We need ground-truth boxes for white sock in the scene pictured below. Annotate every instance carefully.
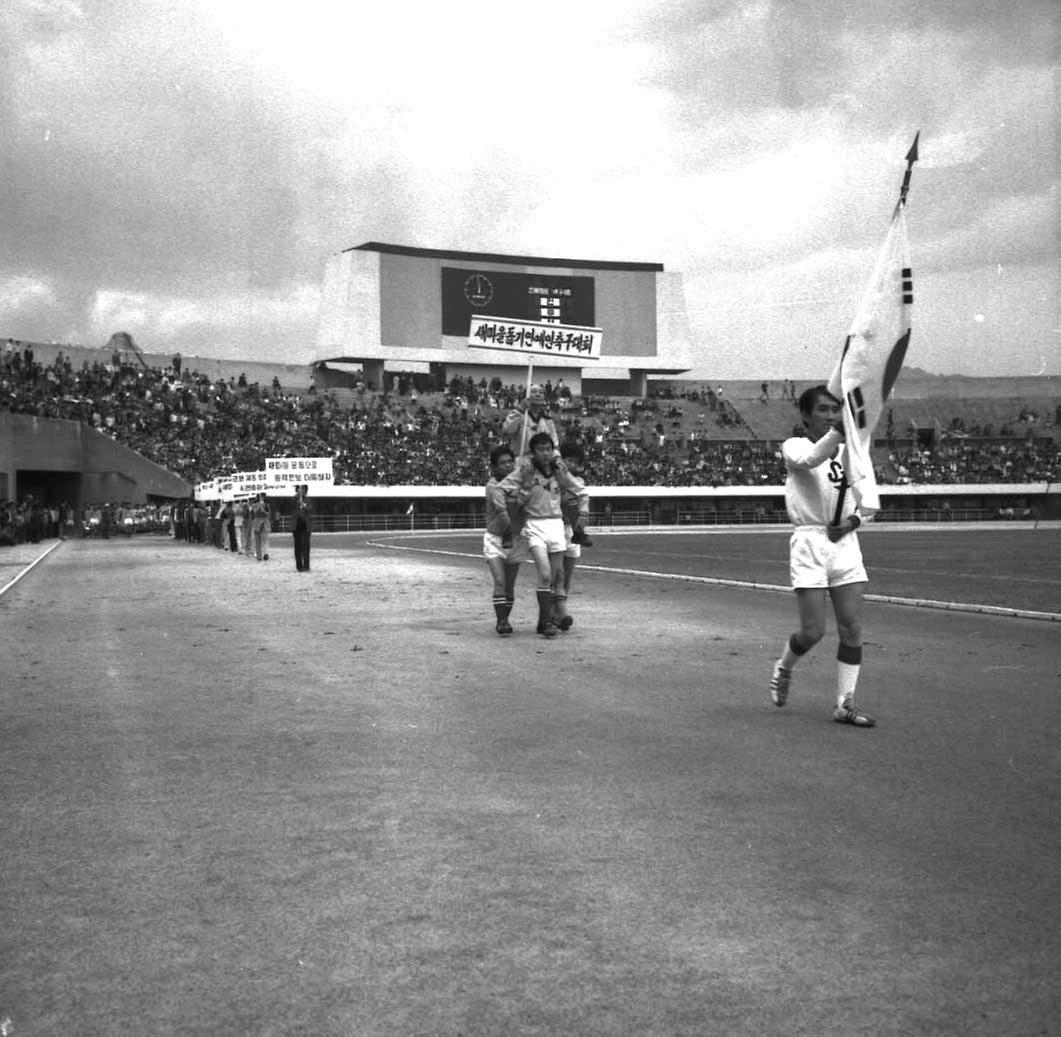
[837,661,860,707]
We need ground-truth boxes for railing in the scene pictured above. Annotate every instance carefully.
[271,505,1005,534]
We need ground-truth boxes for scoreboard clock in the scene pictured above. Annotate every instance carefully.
[442,267,595,335]
[463,273,494,308]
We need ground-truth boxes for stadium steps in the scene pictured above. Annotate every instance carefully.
[882,396,1057,438]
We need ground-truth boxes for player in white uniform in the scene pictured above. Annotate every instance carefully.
[554,439,591,632]
[499,432,584,638]
[483,445,527,636]
[769,385,876,727]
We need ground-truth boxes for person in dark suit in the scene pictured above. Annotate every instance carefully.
[293,484,312,572]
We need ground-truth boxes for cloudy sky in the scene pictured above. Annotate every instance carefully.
[1,0,1056,378]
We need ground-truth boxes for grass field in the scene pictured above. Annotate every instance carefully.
[0,527,1058,1035]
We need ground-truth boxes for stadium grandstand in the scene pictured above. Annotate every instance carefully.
[1,333,1058,545]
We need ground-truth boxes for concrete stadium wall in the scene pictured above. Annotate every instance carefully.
[0,413,192,507]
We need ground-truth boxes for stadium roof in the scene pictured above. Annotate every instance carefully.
[346,241,665,273]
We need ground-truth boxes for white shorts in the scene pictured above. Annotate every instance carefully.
[789,527,867,589]
[562,522,581,560]
[522,516,567,555]
[483,530,528,563]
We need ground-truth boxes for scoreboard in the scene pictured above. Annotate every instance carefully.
[316,242,691,386]
[440,267,595,336]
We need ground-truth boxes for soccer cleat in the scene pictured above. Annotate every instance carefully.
[770,661,792,707]
[496,620,513,636]
[539,621,559,638]
[833,701,876,727]
[558,615,574,632]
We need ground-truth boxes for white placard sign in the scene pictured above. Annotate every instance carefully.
[468,316,602,360]
[230,471,270,499]
[194,479,217,501]
[264,457,335,489]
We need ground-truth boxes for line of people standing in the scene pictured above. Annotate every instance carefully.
[172,493,272,560]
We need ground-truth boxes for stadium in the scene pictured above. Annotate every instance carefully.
[2,234,1058,529]
[2,252,1059,1035]
[6,0,1060,1024]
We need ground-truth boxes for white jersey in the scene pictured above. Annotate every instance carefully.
[782,428,863,527]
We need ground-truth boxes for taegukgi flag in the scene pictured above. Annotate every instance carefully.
[827,138,917,516]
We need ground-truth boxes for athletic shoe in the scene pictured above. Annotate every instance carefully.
[558,615,574,632]
[832,701,876,728]
[539,621,559,638]
[263,553,269,561]
[770,661,792,707]
[496,620,513,636]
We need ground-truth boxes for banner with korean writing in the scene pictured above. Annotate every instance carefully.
[230,470,270,499]
[194,479,217,501]
[468,316,602,360]
[264,457,335,490]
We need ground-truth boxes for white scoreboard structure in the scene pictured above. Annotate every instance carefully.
[315,242,695,395]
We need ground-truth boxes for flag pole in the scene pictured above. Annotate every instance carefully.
[894,131,919,216]
[519,359,535,457]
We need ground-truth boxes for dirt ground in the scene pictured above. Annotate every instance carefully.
[1,533,1058,1036]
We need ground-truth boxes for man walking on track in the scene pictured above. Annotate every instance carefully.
[769,384,876,727]
[293,484,312,572]
[251,493,271,562]
[482,445,525,636]
[500,432,584,638]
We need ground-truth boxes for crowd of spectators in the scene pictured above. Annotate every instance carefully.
[2,340,1057,493]
[883,437,1057,484]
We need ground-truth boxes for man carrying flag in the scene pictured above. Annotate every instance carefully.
[768,134,918,729]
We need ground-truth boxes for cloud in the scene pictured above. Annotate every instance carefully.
[88,281,320,343]
[0,0,1056,377]
[0,275,57,316]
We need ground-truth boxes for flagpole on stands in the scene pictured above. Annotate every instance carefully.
[519,359,535,457]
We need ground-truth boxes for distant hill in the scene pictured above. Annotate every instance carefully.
[651,373,1061,402]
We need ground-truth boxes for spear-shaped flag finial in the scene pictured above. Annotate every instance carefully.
[897,131,920,210]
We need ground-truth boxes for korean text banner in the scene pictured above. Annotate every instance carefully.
[264,457,335,489]
[468,316,602,360]
[230,471,270,498]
